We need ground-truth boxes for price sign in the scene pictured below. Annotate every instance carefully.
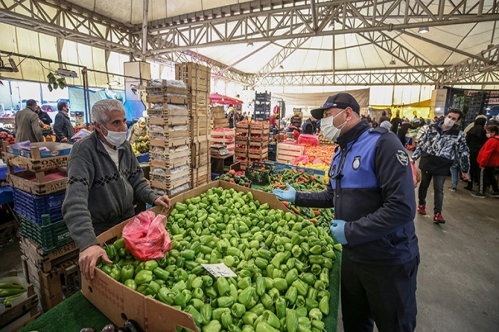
[201,263,237,278]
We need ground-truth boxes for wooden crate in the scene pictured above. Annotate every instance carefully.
[150,153,191,169]
[175,63,211,92]
[151,174,191,191]
[189,90,209,112]
[2,152,68,172]
[147,107,190,117]
[277,143,305,160]
[0,272,40,331]
[20,237,78,273]
[148,116,190,127]
[213,118,229,129]
[22,258,80,313]
[166,95,188,105]
[146,80,188,95]
[211,106,226,118]
[248,148,269,159]
[191,140,210,168]
[250,122,270,131]
[191,115,210,137]
[149,136,190,149]
[249,140,269,147]
[149,129,191,143]
[191,164,211,188]
[150,167,190,184]
[7,171,67,195]
[210,129,235,145]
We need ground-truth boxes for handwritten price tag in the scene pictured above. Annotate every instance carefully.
[201,263,237,278]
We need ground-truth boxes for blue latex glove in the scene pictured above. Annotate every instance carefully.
[272,183,296,203]
[330,219,348,245]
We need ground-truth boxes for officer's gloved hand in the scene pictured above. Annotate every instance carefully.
[330,220,348,245]
[272,183,296,203]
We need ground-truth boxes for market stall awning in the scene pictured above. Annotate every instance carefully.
[210,93,243,105]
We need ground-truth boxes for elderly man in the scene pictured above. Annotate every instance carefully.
[14,99,43,142]
[273,93,419,332]
[62,99,171,281]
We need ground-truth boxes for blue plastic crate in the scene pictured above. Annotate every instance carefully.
[13,188,65,225]
[137,153,150,163]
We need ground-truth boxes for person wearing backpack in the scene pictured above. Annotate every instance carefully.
[471,124,499,198]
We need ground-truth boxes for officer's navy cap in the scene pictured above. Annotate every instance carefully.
[311,93,360,119]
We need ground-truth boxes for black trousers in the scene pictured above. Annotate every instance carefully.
[478,167,499,194]
[341,252,420,332]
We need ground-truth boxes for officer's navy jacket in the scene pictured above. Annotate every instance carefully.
[295,120,419,265]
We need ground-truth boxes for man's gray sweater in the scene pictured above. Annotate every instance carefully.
[62,131,159,252]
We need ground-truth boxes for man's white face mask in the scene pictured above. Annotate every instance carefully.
[321,109,347,142]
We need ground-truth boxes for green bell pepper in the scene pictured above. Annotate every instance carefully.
[146,280,161,296]
[286,308,298,332]
[135,270,153,285]
[319,296,329,315]
[105,244,117,260]
[263,310,281,329]
[124,279,137,290]
[275,297,287,319]
[144,260,159,271]
[232,303,247,318]
[120,264,134,283]
[109,266,121,281]
[152,267,170,281]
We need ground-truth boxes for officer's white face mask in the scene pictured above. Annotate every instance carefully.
[321,109,347,142]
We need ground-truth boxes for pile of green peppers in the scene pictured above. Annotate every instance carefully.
[98,187,341,332]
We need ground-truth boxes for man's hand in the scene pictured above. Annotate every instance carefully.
[462,173,470,181]
[79,245,112,281]
[154,195,171,210]
[61,137,68,143]
[330,219,348,245]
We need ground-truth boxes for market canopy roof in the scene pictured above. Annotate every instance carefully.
[210,93,243,105]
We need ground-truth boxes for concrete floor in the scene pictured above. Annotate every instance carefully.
[1,179,499,331]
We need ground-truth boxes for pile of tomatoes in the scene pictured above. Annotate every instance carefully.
[0,132,15,145]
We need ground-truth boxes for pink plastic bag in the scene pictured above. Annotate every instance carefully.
[122,210,172,261]
[298,134,319,147]
[411,163,420,188]
[292,155,309,165]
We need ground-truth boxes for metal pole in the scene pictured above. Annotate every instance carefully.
[142,0,149,55]
[82,67,89,124]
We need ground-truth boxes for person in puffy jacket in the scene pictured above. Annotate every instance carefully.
[471,124,499,198]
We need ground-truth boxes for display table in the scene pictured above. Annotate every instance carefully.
[20,252,341,332]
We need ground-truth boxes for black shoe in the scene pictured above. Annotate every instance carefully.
[471,192,485,198]
[489,192,499,198]
[464,184,473,191]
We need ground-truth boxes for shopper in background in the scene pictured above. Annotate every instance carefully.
[128,117,147,144]
[54,101,74,143]
[301,115,317,135]
[471,124,499,198]
[411,109,470,224]
[273,93,419,332]
[464,114,487,135]
[14,99,43,143]
[380,120,392,131]
[290,112,302,129]
[397,119,413,147]
[35,106,52,125]
[62,99,171,281]
[379,110,390,123]
[464,117,487,191]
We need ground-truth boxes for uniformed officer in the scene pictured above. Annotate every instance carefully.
[273,93,420,332]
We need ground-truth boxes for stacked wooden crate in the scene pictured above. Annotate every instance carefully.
[211,106,228,129]
[176,62,212,188]
[234,122,250,170]
[1,142,80,312]
[248,122,269,163]
[146,80,192,197]
[276,142,306,164]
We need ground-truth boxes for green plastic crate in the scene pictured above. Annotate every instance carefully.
[19,215,73,253]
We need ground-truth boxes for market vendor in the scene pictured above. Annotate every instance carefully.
[128,117,147,144]
[62,99,171,281]
[272,93,419,332]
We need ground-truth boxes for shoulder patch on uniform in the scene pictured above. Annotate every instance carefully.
[352,156,361,170]
[396,149,409,166]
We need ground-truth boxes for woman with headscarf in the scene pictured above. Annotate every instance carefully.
[128,117,147,144]
[464,117,487,191]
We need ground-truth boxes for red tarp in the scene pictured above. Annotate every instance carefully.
[210,93,243,105]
